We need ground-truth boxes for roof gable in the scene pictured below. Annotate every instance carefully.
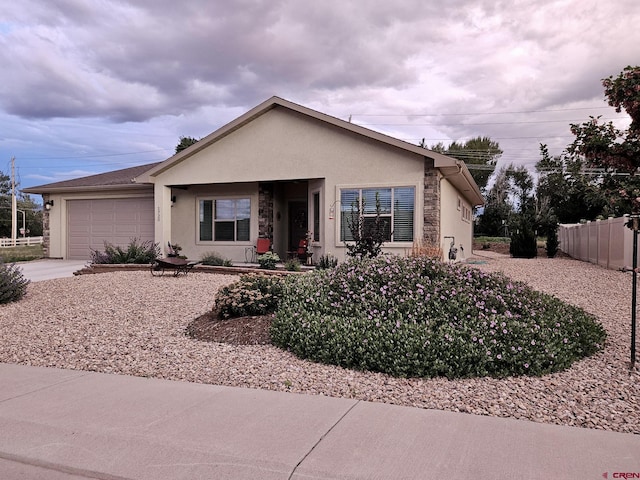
[135,97,483,206]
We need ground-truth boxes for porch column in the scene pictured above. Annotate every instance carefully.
[258,182,274,239]
[423,158,440,245]
[155,185,173,257]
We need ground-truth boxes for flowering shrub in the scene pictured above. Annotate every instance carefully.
[270,256,607,379]
[258,252,280,270]
[215,274,285,318]
[0,262,30,304]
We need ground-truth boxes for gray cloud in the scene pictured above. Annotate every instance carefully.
[0,0,638,184]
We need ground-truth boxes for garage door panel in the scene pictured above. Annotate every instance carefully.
[67,198,154,260]
[139,225,154,236]
[91,213,116,222]
[114,211,139,221]
[115,225,140,235]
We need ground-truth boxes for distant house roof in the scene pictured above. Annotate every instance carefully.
[23,162,161,194]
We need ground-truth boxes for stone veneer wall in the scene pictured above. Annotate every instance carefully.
[42,195,51,258]
[258,182,274,238]
[423,158,440,245]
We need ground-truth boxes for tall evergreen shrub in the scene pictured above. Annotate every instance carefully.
[509,215,537,258]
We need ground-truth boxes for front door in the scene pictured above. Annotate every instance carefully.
[288,201,308,252]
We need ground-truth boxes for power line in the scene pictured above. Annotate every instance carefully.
[356,116,626,127]
[350,105,615,117]
[16,148,170,161]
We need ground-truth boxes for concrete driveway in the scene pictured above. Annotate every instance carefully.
[15,259,88,282]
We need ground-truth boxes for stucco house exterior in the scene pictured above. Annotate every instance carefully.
[25,96,484,262]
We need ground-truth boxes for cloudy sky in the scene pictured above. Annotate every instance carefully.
[0,0,637,191]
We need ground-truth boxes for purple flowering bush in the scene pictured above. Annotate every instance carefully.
[270,256,606,378]
[215,274,285,318]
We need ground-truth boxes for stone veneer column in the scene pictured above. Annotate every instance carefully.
[258,182,274,238]
[423,158,440,245]
[42,195,51,258]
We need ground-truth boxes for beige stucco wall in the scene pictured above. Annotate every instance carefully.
[169,183,259,261]
[439,178,474,261]
[151,107,426,263]
[44,188,153,258]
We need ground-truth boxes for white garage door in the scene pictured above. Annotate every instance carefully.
[67,198,155,260]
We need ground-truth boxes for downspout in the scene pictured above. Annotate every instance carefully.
[439,162,463,262]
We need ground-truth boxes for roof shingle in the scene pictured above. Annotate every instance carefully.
[23,162,160,193]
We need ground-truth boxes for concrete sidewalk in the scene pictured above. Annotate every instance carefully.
[1,364,639,479]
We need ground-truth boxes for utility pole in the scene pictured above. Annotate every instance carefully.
[11,157,17,247]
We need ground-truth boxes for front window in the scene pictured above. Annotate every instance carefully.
[340,186,415,242]
[199,198,250,242]
[313,192,320,242]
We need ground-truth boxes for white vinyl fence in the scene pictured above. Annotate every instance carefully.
[558,217,638,270]
[0,236,44,248]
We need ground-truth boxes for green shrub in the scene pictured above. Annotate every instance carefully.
[215,274,285,318]
[201,251,233,267]
[546,226,559,258]
[258,251,280,270]
[316,253,338,270]
[0,262,30,304]
[90,238,160,264]
[284,258,302,272]
[509,216,537,258]
[270,256,606,379]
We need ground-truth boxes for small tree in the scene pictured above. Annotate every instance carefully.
[508,166,538,258]
[545,224,559,258]
[509,214,537,258]
[345,192,389,259]
[476,167,512,236]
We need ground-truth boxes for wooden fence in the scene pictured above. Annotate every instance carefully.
[0,236,44,248]
[558,217,636,270]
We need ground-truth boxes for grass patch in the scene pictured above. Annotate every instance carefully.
[474,236,510,244]
[270,256,606,379]
[0,244,44,262]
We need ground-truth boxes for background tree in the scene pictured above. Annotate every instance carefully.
[0,172,43,238]
[567,65,640,215]
[429,136,502,193]
[507,166,537,258]
[19,195,43,237]
[0,171,11,237]
[535,144,606,224]
[475,167,512,236]
[175,136,200,154]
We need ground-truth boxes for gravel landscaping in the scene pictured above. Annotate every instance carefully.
[1,254,638,434]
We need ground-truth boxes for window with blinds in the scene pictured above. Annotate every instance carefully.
[339,186,415,242]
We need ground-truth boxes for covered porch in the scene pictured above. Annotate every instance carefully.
[159,178,325,265]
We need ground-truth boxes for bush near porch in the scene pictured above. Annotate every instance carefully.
[269,256,606,379]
